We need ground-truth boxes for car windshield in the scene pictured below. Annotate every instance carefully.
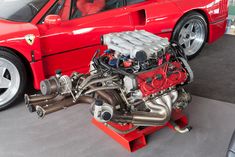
[0,0,49,22]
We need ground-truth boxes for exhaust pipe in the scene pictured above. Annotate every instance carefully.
[25,94,56,112]
[35,97,75,118]
[113,109,170,127]
[35,96,95,118]
[129,92,176,126]
[170,121,192,134]
[26,86,119,118]
[26,86,182,128]
[112,92,177,126]
[25,94,55,105]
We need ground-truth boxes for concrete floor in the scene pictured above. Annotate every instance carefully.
[0,96,234,157]
[186,35,235,104]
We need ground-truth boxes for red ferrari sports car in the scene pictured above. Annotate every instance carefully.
[0,0,228,110]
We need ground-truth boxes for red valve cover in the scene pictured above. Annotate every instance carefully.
[136,61,188,97]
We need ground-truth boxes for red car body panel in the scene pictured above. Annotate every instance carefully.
[0,0,228,90]
[0,19,45,88]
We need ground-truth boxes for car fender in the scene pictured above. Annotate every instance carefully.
[0,21,45,89]
[172,0,228,43]
[172,0,228,23]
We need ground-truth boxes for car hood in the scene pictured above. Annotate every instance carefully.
[0,19,39,43]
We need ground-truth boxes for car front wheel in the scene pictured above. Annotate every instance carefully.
[172,12,208,59]
[0,49,27,110]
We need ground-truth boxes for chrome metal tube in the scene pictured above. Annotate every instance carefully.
[24,94,55,105]
[35,96,95,118]
[114,108,170,126]
[161,94,172,112]
[84,86,120,95]
[27,101,50,113]
[79,75,118,91]
[170,90,178,104]
[112,92,176,126]
[131,111,169,126]
[78,73,99,89]
[170,121,192,134]
[75,75,119,100]
[113,100,171,126]
[25,94,61,113]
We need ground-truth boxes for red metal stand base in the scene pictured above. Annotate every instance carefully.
[92,110,188,152]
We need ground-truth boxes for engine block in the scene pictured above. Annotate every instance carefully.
[25,30,193,136]
[136,61,188,97]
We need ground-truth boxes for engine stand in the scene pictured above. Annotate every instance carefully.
[92,110,188,152]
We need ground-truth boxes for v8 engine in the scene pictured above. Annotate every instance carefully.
[25,30,193,134]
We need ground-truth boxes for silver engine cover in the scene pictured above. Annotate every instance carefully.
[102,30,169,59]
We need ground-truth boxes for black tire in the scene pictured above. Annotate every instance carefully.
[172,12,208,60]
[0,49,27,110]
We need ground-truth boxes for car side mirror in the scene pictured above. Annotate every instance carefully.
[44,15,62,28]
